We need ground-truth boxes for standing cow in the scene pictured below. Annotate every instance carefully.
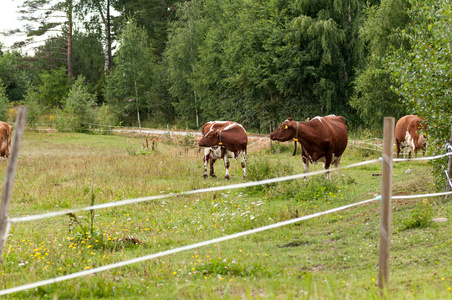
[395,115,427,159]
[198,121,247,180]
[0,121,12,158]
[269,115,348,179]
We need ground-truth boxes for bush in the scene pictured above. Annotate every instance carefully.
[246,155,294,193]
[0,79,10,122]
[37,67,70,108]
[401,199,435,230]
[63,76,97,132]
[23,83,41,130]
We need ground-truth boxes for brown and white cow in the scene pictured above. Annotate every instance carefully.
[395,115,427,159]
[198,121,248,180]
[270,115,348,179]
[0,121,12,158]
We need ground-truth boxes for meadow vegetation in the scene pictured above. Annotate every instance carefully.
[0,130,451,299]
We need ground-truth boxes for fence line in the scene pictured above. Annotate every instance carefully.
[8,151,452,225]
[3,185,452,296]
[393,152,451,162]
[7,158,380,224]
[2,135,451,296]
[8,159,379,223]
[0,196,380,296]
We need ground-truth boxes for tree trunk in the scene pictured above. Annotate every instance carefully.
[134,80,142,136]
[67,0,73,81]
[105,0,112,71]
[95,0,112,72]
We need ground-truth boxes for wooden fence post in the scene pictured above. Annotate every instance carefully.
[378,117,394,295]
[446,126,452,199]
[0,106,27,263]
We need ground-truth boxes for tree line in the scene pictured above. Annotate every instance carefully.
[0,0,451,173]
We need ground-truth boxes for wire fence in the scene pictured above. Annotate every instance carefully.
[1,119,452,296]
[1,150,451,296]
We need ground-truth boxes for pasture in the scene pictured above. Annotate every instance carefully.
[1,130,451,299]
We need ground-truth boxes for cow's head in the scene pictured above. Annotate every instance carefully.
[269,118,297,142]
[198,129,220,147]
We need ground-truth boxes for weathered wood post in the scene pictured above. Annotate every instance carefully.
[378,117,394,295]
[0,106,27,262]
[446,126,452,199]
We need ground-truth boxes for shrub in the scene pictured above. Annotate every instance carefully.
[37,67,70,108]
[0,79,9,122]
[23,82,41,130]
[246,155,293,193]
[401,199,435,230]
[95,103,118,134]
[63,76,97,132]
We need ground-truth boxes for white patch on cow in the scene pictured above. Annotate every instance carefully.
[223,123,236,131]
[312,116,323,123]
[304,153,341,179]
[206,147,221,160]
[404,130,415,150]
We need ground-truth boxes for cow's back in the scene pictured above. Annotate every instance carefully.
[201,121,235,135]
[395,115,424,142]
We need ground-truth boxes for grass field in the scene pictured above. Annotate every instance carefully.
[0,130,451,299]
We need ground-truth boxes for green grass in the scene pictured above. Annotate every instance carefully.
[0,131,451,299]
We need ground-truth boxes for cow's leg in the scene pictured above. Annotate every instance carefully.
[395,140,401,158]
[224,156,231,180]
[209,156,217,178]
[302,155,309,182]
[203,153,209,179]
[324,154,333,179]
[240,152,247,179]
[334,156,342,175]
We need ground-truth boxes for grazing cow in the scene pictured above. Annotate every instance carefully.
[395,115,427,159]
[269,115,348,179]
[0,121,12,158]
[198,121,248,180]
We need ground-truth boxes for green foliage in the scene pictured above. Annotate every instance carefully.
[62,75,97,132]
[400,199,435,230]
[95,103,118,133]
[166,0,369,129]
[245,154,294,194]
[247,154,294,182]
[351,0,411,128]
[0,51,29,102]
[104,20,156,126]
[295,176,341,202]
[23,82,41,130]
[37,67,70,108]
[0,79,10,121]
[387,0,452,187]
[72,30,105,100]
[268,142,295,155]
[197,257,270,278]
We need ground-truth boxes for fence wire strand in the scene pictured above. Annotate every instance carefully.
[2,147,452,296]
[0,196,379,296]
[8,159,380,224]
